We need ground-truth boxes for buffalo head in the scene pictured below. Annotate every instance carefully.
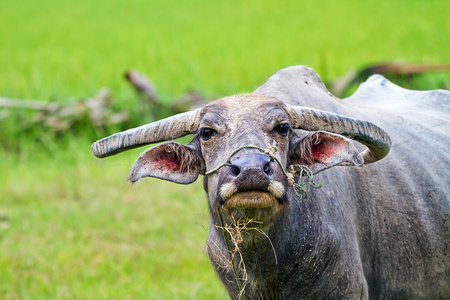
[92,94,389,223]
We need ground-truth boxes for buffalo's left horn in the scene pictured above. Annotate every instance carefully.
[285,105,391,164]
[91,109,202,158]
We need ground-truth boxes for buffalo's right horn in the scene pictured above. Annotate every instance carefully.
[285,105,391,164]
[91,109,202,158]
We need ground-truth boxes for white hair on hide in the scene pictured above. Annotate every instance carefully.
[268,180,285,199]
[220,182,238,200]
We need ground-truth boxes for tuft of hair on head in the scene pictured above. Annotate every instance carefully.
[220,182,238,200]
[268,180,285,199]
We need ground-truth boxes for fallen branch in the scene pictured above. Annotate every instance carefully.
[0,88,129,132]
[0,97,59,111]
[330,63,450,96]
[125,70,158,104]
[125,69,206,115]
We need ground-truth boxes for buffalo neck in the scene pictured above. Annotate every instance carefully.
[207,189,342,298]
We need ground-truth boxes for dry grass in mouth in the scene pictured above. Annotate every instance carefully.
[208,212,278,299]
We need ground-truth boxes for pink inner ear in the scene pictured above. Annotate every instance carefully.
[130,142,203,184]
[290,132,363,174]
[153,152,183,172]
[311,141,342,163]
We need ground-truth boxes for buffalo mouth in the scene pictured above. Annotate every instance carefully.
[219,180,285,209]
[224,191,279,209]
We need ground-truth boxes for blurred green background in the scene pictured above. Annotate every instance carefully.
[1,0,449,299]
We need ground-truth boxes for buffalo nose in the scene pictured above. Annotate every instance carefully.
[228,153,274,189]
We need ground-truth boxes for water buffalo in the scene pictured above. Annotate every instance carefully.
[91,66,449,299]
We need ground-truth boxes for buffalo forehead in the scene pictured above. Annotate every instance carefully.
[202,94,287,124]
[199,95,290,167]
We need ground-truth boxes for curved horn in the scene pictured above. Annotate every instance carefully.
[285,105,391,164]
[91,109,202,158]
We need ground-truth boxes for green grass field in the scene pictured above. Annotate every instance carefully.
[1,0,449,299]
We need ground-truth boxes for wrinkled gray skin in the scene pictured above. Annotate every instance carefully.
[92,66,449,299]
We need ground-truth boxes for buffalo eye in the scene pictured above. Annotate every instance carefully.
[273,124,290,136]
[199,128,217,141]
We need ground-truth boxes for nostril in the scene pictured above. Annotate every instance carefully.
[263,162,272,175]
[229,165,240,177]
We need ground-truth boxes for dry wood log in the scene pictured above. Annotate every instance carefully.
[125,70,158,104]
[0,88,129,132]
[124,70,206,116]
[330,63,450,96]
[0,97,59,111]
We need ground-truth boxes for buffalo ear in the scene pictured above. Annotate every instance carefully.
[289,131,363,174]
[129,142,204,184]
